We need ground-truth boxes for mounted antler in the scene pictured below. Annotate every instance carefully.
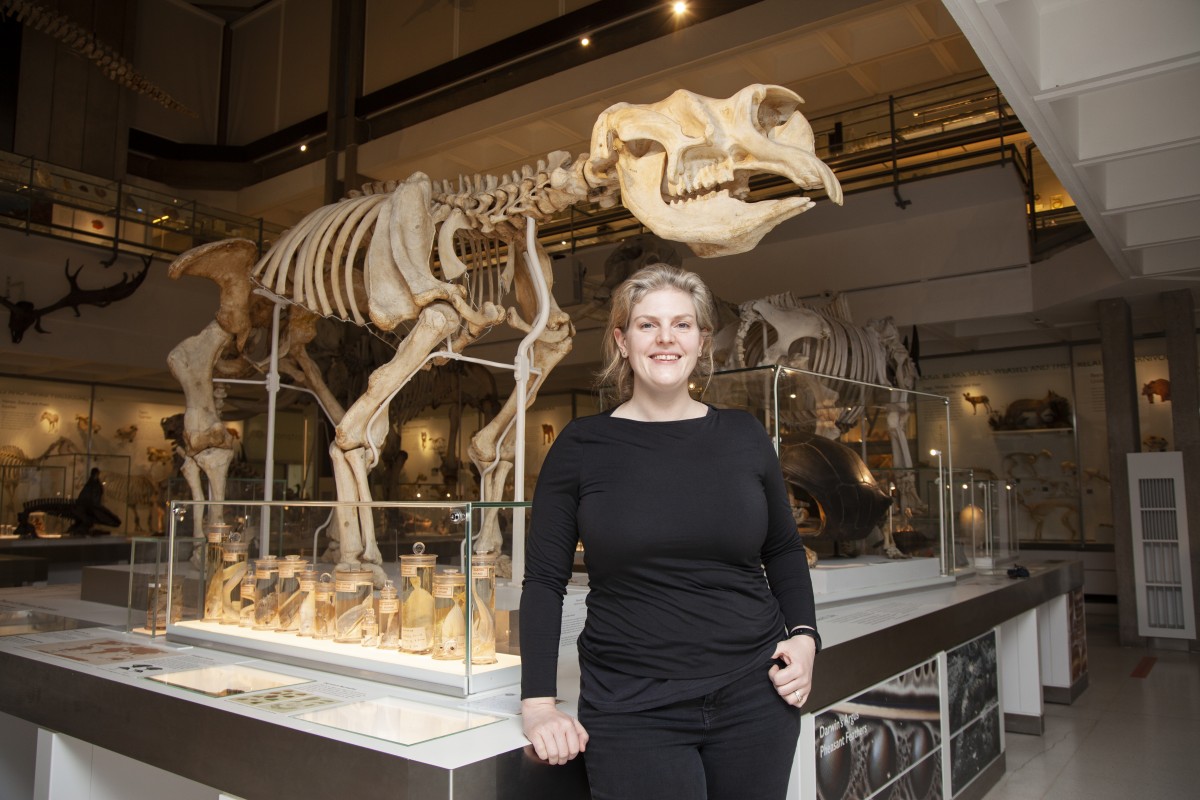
[1,255,151,343]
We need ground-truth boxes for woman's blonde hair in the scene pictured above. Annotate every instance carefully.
[596,263,717,406]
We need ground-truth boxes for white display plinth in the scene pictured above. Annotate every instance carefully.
[167,620,520,697]
[809,556,951,603]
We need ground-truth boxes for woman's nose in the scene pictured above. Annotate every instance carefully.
[657,326,674,343]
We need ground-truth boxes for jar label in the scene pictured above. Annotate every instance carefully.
[379,598,399,613]
[401,628,429,650]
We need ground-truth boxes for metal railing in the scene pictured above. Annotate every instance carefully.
[0,76,1081,266]
[0,151,287,262]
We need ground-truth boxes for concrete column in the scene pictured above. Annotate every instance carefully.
[1097,297,1144,646]
[1160,290,1200,650]
[323,0,365,203]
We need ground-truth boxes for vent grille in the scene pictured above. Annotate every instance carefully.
[1127,453,1194,638]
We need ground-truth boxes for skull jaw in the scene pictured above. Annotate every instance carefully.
[618,152,815,258]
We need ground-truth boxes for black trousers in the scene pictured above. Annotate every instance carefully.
[578,667,801,800]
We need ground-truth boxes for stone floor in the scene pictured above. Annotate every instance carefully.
[982,620,1199,800]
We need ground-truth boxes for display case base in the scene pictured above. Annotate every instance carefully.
[810,555,951,602]
[1043,673,1088,705]
[167,620,519,698]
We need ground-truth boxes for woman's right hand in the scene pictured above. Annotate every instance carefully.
[521,697,589,765]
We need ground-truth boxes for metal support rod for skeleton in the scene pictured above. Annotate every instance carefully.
[259,300,283,555]
[511,220,551,586]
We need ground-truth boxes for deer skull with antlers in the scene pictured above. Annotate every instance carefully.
[1,256,151,343]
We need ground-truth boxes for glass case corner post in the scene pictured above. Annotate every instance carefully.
[929,448,948,575]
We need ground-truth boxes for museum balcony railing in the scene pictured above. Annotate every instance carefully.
[0,151,288,262]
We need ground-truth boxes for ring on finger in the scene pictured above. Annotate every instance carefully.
[793,690,802,703]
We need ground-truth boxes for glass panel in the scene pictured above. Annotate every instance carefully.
[707,365,955,599]
[165,499,527,697]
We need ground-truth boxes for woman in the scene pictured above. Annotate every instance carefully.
[520,264,819,799]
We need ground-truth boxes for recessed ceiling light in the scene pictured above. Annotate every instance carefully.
[673,2,687,14]
[300,144,307,152]
[581,36,590,46]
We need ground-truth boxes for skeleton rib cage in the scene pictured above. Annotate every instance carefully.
[251,153,587,337]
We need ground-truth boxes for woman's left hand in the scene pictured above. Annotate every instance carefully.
[769,635,817,708]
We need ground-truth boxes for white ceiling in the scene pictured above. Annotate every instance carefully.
[6,0,1197,393]
[239,0,1200,350]
[941,0,1200,283]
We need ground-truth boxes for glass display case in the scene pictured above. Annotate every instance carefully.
[0,463,68,537]
[39,452,132,535]
[706,365,958,600]
[164,499,526,697]
[126,534,203,637]
[958,475,1020,571]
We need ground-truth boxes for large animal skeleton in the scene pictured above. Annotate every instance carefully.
[1,0,195,116]
[168,84,842,583]
[723,292,922,556]
[0,438,77,525]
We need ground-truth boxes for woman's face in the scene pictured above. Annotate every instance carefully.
[614,287,703,399]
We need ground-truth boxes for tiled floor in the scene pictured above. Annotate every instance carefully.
[983,621,1200,799]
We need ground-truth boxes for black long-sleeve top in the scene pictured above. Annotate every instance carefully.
[520,405,816,712]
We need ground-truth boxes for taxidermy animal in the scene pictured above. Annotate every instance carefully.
[962,393,991,415]
[115,425,138,443]
[39,411,59,432]
[988,391,1071,431]
[1142,379,1170,404]
[167,84,843,584]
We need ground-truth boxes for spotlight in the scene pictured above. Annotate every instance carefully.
[300,143,307,152]
[581,36,590,46]
[672,1,687,13]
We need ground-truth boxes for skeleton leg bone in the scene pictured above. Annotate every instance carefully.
[329,302,462,585]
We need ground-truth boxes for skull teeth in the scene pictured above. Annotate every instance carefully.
[669,188,731,206]
[665,163,740,202]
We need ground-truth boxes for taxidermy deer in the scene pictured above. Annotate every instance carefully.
[1,257,151,343]
[168,84,843,583]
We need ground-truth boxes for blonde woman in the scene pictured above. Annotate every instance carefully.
[520,264,819,799]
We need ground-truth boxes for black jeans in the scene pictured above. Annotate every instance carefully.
[578,667,801,800]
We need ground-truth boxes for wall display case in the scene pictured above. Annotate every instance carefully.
[40,451,133,534]
[0,462,67,537]
[164,499,527,697]
[706,365,959,600]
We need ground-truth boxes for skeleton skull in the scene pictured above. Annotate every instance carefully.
[588,84,842,257]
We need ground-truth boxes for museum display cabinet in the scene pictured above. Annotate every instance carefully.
[163,498,529,697]
[958,474,1020,571]
[125,534,202,637]
[1,555,1086,800]
[40,451,133,534]
[0,461,67,537]
[707,365,964,600]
